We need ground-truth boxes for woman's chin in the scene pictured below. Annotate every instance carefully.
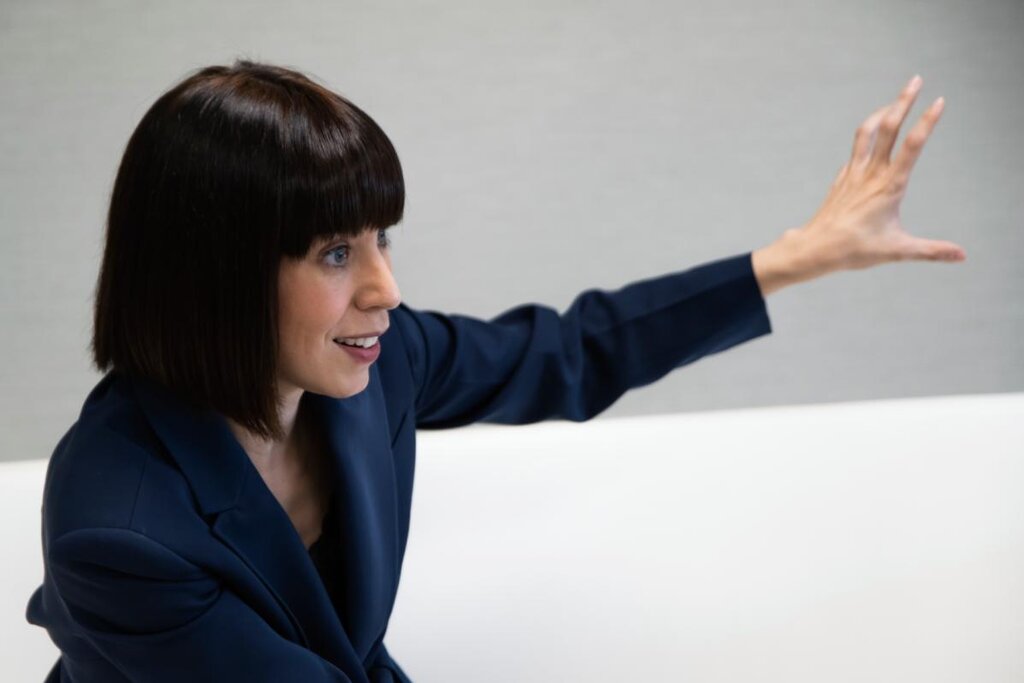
[323,373,371,400]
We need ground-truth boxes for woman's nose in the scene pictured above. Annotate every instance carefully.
[357,251,401,311]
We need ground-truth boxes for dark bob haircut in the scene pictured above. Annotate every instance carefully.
[92,60,405,440]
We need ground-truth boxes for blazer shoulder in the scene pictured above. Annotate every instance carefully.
[42,374,201,547]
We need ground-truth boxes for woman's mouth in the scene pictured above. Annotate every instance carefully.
[333,337,380,363]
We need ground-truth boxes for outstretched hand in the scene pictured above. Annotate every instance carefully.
[753,75,966,296]
[804,74,966,270]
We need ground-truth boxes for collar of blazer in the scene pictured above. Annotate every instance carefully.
[126,368,401,669]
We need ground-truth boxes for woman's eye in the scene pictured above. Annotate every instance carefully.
[325,245,349,267]
[323,231,388,268]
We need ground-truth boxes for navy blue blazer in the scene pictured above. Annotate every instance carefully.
[26,252,771,682]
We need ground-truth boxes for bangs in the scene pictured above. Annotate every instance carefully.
[274,87,405,257]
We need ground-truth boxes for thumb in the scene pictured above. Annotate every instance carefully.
[898,235,967,262]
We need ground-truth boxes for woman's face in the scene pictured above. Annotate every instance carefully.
[276,227,401,401]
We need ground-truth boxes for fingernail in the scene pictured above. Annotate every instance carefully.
[910,74,922,87]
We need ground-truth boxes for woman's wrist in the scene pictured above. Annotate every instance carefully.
[751,225,842,297]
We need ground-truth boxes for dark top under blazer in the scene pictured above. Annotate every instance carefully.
[26,252,772,682]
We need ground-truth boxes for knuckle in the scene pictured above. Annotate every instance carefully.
[868,176,892,195]
[888,243,911,262]
[888,175,907,193]
[905,131,927,149]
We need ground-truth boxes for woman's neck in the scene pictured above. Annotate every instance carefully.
[226,387,304,468]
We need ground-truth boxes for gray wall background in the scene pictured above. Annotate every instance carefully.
[1,0,1021,464]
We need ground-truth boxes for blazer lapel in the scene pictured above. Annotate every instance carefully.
[128,373,378,677]
[305,364,401,659]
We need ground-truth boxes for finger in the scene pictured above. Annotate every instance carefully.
[869,75,924,168]
[898,235,966,262]
[850,104,891,167]
[890,97,946,190]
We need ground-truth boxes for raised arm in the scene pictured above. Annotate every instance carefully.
[393,251,771,429]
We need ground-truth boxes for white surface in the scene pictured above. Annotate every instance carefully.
[5,393,1023,682]
[388,393,1024,682]
[2,459,57,681]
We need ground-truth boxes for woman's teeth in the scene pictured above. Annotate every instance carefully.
[335,336,379,348]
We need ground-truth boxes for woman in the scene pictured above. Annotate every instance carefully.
[24,61,964,682]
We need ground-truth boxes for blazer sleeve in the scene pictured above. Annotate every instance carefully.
[47,527,354,683]
[392,251,772,429]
